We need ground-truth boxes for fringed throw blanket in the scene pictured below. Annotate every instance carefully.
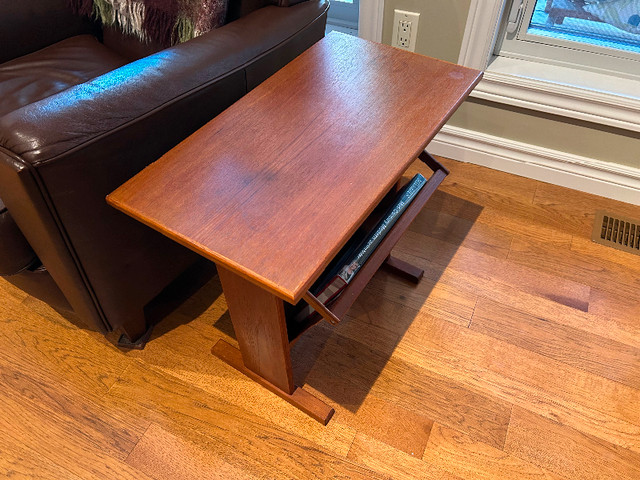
[67,0,228,46]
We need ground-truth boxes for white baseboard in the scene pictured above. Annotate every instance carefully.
[429,125,640,206]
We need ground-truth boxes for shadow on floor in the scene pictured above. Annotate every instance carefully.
[286,188,484,412]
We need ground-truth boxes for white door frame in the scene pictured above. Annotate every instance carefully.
[358,0,385,42]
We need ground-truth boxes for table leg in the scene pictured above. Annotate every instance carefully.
[212,266,335,424]
[383,255,424,283]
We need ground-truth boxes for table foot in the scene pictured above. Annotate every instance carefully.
[117,322,154,350]
[212,340,335,425]
[383,255,424,283]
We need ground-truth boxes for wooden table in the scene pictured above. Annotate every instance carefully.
[107,32,481,424]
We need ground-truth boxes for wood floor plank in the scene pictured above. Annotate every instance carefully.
[0,349,147,459]
[371,360,512,450]
[508,237,640,298]
[123,314,357,458]
[347,432,462,480]
[436,156,539,205]
[292,327,512,449]
[0,433,85,480]
[347,395,434,457]
[532,182,640,239]
[588,288,640,341]
[413,155,569,254]
[396,249,638,347]
[413,159,587,247]
[126,422,260,480]
[391,319,640,455]
[403,310,640,429]
[0,295,131,395]
[0,386,153,480]
[470,298,640,389]
[344,286,432,337]
[396,231,591,312]
[570,236,640,273]
[364,268,477,327]
[505,407,640,480]
[422,423,563,480]
[107,359,385,480]
[433,182,577,244]
[420,189,488,223]
[408,207,514,260]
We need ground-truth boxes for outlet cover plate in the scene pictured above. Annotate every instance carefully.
[392,9,420,52]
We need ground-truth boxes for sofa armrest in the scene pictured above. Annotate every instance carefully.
[1,1,328,164]
[0,0,328,333]
[0,0,98,64]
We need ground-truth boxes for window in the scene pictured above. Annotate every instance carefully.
[327,0,360,31]
[496,0,640,77]
[458,0,640,132]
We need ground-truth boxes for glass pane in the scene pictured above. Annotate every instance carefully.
[526,0,640,54]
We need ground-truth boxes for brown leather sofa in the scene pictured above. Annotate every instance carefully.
[0,0,329,346]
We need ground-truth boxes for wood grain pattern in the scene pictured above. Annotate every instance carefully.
[216,265,293,393]
[408,207,514,260]
[347,432,463,480]
[121,311,357,457]
[211,339,335,424]
[126,423,260,480]
[0,386,154,480]
[362,270,478,327]
[107,33,481,303]
[423,423,563,480]
[291,327,512,449]
[396,231,592,311]
[570,235,640,273]
[504,407,640,480]
[403,308,640,428]
[398,248,638,347]
[3,156,640,479]
[0,433,84,480]
[588,288,640,344]
[394,322,640,456]
[431,189,574,243]
[470,297,640,389]
[508,236,640,298]
[0,350,145,459]
[106,360,386,480]
[532,181,640,236]
[0,295,131,395]
[348,395,434,457]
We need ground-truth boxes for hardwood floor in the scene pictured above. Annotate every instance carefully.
[2,157,639,479]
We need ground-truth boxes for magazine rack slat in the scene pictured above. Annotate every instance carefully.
[323,152,447,321]
[289,151,448,344]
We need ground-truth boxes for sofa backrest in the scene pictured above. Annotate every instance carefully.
[0,0,98,64]
[94,0,283,62]
[226,0,271,22]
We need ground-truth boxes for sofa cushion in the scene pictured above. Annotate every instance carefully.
[0,34,127,117]
[0,197,39,276]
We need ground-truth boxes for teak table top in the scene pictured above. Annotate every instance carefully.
[108,33,482,303]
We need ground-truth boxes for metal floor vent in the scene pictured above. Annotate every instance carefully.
[592,210,640,255]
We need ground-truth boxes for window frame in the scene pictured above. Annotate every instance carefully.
[459,0,640,133]
[327,0,360,30]
[498,0,640,77]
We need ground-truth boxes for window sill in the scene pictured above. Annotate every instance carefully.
[473,56,640,132]
[458,0,640,133]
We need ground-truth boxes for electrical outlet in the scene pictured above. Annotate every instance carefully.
[392,9,420,52]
